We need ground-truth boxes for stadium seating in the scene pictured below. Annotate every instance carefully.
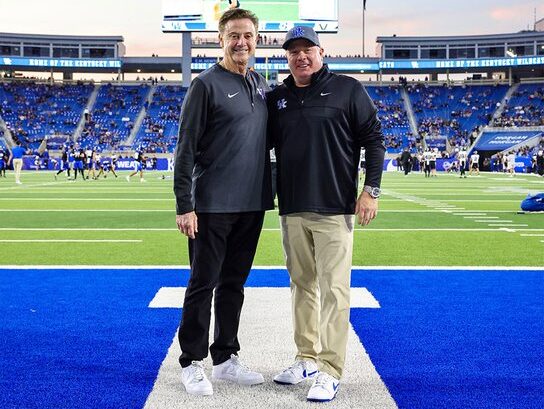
[1,80,542,155]
[0,82,93,150]
[493,84,544,127]
[132,85,186,153]
[407,83,509,150]
[79,84,149,151]
[366,85,414,153]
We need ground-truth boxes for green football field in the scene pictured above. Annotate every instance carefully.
[0,170,543,266]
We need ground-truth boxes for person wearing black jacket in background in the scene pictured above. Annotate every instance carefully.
[400,147,413,176]
[267,26,385,402]
[173,8,272,397]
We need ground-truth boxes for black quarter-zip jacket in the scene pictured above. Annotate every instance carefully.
[267,65,385,216]
[174,63,273,214]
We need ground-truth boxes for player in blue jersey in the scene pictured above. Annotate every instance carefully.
[0,147,7,178]
[126,149,146,182]
[72,147,86,181]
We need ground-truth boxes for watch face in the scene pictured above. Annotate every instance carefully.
[371,187,380,198]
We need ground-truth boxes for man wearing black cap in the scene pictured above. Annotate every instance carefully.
[268,26,385,402]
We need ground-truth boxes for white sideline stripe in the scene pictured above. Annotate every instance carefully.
[0,265,542,271]
[144,289,395,409]
[463,216,497,219]
[521,234,544,237]
[0,239,142,243]
[148,287,380,309]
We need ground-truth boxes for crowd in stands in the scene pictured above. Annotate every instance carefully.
[408,83,508,150]
[80,84,148,151]
[366,85,416,152]
[0,80,542,156]
[0,81,93,150]
[493,85,544,127]
[133,85,185,153]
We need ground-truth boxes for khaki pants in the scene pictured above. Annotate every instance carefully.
[13,158,23,183]
[280,212,354,379]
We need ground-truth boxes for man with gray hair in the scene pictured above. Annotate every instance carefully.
[174,8,272,396]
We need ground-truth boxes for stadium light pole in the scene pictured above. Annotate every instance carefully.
[362,0,367,57]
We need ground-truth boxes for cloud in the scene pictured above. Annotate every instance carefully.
[490,4,532,21]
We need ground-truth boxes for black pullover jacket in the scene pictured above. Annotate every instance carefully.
[267,65,385,216]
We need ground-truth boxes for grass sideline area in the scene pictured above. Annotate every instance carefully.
[0,170,543,266]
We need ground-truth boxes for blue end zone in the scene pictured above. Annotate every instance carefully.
[0,268,542,408]
[350,269,544,409]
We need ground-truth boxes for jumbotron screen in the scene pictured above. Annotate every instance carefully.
[161,0,338,33]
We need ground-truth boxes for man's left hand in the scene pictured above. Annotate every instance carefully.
[355,191,378,226]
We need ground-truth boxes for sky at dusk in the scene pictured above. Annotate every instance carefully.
[0,0,541,57]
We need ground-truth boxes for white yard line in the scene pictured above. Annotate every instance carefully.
[487,224,528,227]
[0,209,173,212]
[1,227,540,232]
[144,288,392,409]
[0,239,142,243]
[0,198,169,201]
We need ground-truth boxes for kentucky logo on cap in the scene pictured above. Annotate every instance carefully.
[291,26,306,38]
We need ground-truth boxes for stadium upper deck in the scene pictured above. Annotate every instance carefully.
[1,30,543,79]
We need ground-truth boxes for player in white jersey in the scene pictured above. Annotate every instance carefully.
[458,147,468,178]
[469,150,480,176]
[423,148,432,178]
[506,151,517,177]
[430,148,438,177]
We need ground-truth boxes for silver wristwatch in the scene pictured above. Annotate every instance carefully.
[363,185,381,199]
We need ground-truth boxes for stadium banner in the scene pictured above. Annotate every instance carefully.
[0,57,122,69]
[20,156,533,173]
[191,58,381,72]
[22,157,173,171]
[161,0,339,33]
[474,131,542,151]
[379,56,544,70]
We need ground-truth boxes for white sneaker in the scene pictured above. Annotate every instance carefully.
[273,360,319,385]
[15,181,22,185]
[181,361,213,396]
[125,175,130,182]
[307,372,340,402]
[212,354,264,385]
[140,178,146,183]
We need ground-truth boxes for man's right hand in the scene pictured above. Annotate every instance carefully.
[176,211,198,239]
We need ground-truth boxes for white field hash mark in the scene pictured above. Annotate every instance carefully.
[144,287,396,409]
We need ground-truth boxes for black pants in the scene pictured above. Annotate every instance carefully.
[403,161,411,175]
[178,211,265,368]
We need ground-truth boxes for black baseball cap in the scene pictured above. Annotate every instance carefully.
[282,26,321,50]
